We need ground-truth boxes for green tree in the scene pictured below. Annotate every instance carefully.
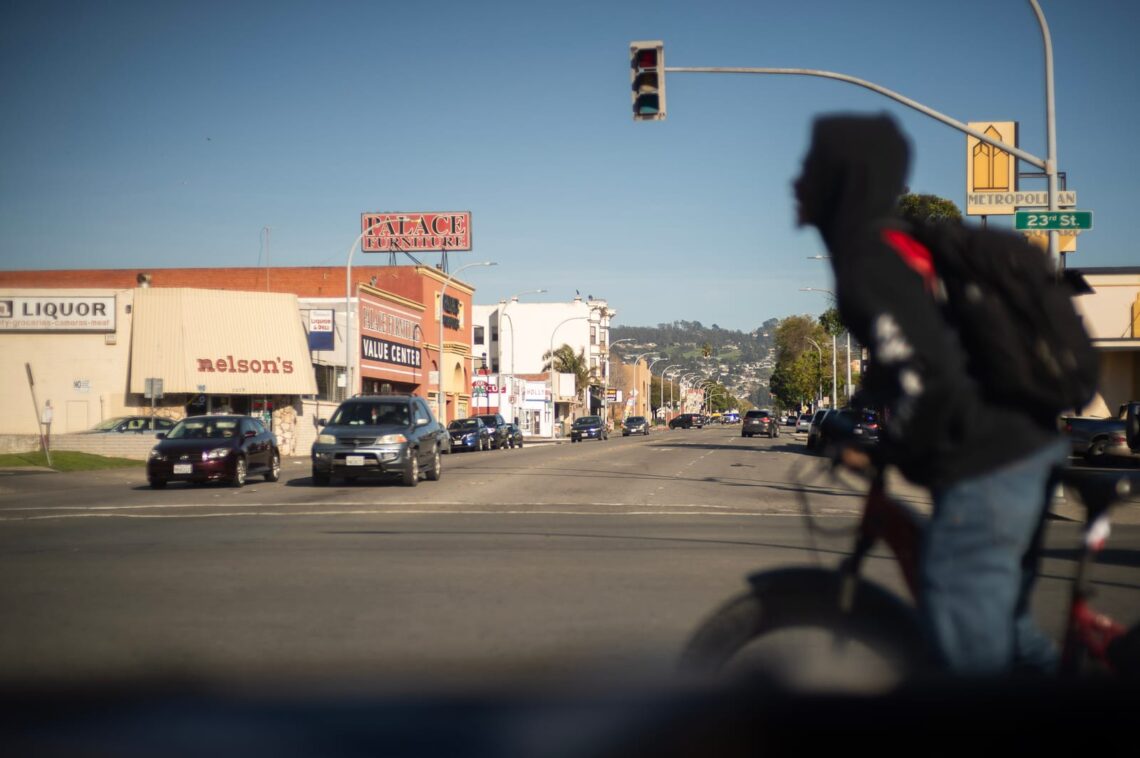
[898,192,962,224]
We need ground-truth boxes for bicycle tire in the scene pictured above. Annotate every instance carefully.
[678,567,927,691]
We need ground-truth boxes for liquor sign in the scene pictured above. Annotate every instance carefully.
[0,295,116,332]
[307,309,335,351]
[361,212,472,252]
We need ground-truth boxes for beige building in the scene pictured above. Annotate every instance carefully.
[1,287,317,454]
[1072,267,1140,416]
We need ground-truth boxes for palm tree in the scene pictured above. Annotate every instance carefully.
[542,344,590,395]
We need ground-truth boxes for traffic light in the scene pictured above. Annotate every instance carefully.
[630,40,665,121]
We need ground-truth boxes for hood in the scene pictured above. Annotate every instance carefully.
[794,113,910,247]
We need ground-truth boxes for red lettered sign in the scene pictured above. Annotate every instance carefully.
[361,212,472,252]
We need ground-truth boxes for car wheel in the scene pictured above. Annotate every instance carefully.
[312,470,330,486]
[149,479,167,489]
[231,457,247,487]
[1086,439,1108,462]
[403,450,420,487]
[426,446,442,481]
[265,451,281,482]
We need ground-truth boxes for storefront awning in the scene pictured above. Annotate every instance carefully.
[129,288,318,395]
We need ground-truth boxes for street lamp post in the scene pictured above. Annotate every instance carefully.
[437,261,497,424]
[646,357,667,420]
[659,364,682,421]
[801,286,843,408]
[805,337,824,409]
[548,315,589,438]
[499,289,546,428]
[344,218,405,399]
[604,338,636,428]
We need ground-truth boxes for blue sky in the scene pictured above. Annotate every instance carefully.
[2,0,1136,332]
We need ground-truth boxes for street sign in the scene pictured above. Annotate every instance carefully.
[1014,210,1093,232]
[144,377,164,400]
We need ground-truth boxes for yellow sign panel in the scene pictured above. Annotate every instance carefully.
[1024,231,1078,254]
[966,121,1018,216]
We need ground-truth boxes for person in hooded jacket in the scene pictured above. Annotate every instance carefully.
[792,113,1069,676]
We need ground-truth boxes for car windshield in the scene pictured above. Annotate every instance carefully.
[329,402,410,427]
[449,419,479,431]
[575,416,600,427]
[167,419,240,440]
[477,416,499,426]
[625,417,645,425]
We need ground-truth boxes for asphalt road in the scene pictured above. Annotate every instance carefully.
[1,425,1138,693]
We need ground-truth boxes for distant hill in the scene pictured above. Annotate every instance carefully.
[611,319,779,407]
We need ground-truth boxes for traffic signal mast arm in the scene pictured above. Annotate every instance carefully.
[664,65,1046,171]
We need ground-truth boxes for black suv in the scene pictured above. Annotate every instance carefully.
[310,395,446,486]
[476,413,511,450]
[742,409,779,438]
[668,413,702,430]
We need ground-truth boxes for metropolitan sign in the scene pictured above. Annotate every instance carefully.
[361,212,472,253]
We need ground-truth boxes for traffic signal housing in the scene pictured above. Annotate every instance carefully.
[630,40,666,121]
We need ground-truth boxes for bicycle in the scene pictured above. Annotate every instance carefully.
[677,456,1140,690]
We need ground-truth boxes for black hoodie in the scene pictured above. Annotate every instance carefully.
[795,113,1055,488]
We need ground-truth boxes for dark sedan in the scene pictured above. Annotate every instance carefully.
[147,415,279,488]
[447,418,491,452]
[570,415,607,442]
[622,416,650,436]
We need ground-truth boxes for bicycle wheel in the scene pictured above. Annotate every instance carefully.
[678,567,927,693]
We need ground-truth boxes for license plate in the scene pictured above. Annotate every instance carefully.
[173,464,193,474]
[346,455,366,466]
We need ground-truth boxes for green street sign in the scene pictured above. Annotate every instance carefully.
[1014,210,1093,232]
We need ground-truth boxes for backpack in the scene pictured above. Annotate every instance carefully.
[883,222,1098,417]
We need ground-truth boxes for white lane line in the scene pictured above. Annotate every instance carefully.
[0,508,859,521]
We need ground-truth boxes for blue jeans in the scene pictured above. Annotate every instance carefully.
[919,438,1069,676]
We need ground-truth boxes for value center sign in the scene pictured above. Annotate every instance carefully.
[1014,210,1093,232]
[362,212,471,253]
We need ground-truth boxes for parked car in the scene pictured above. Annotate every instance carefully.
[806,409,832,452]
[796,413,813,434]
[447,418,491,452]
[785,414,799,427]
[851,409,881,444]
[502,422,524,448]
[1062,403,1138,463]
[84,415,175,434]
[668,413,702,430]
[475,413,511,450]
[570,415,608,442]
[147,415,279,488]
[622,416,651,436]
[310,395,446,486]
[742,409,779,438]
[722,412,740,424]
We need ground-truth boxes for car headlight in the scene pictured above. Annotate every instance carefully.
[317,433,337,445]
[149,449,165,461]
[205,447,232,460]
[375,434,407,444]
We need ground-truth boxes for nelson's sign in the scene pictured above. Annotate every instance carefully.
[196,356,295,374]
